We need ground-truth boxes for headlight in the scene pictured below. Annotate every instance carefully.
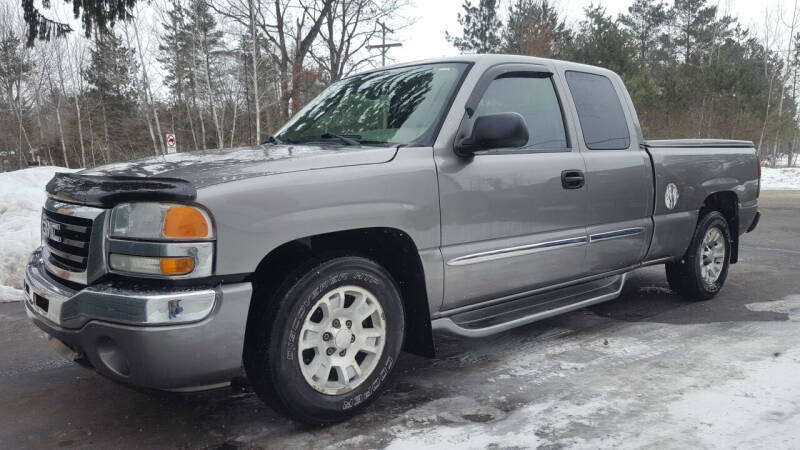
[107,203,215,278]
[109,203,214,240]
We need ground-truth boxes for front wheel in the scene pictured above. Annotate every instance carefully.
[666,210,732,300]
[244,255,405,424]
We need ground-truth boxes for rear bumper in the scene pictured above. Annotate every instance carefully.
[746,211,760,233]
[738,202,759,235]
[24,248,253,390]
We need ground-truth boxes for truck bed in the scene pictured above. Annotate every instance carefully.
[642,139,759,264]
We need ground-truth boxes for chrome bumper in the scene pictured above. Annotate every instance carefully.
[24,248,253,390]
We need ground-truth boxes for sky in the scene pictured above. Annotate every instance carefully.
[20,0,800,93]
[390,0,800,64]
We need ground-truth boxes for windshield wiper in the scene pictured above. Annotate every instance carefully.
[319,132,360,146]
[357,139,392,146]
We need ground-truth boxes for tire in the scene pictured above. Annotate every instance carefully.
[665,210,732,300]
[244,255,405,424]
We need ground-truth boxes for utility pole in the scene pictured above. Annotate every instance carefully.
[367,21,402,67]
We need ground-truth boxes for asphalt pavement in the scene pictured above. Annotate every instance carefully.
[1,191,798,449]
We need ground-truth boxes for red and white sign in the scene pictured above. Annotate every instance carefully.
[166,133,177,154]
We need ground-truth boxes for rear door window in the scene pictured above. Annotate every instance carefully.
[565,71,630,150]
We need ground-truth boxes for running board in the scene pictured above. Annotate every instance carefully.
[431,273,627,338]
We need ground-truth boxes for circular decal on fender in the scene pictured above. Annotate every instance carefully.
[665,183,679,210]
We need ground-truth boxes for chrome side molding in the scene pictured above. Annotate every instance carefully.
[588,227,644,243]
[446,226,645,267]
[446,236,588,266]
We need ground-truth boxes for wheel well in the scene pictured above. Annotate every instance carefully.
[246,228,436,358]
[700,191,739,263]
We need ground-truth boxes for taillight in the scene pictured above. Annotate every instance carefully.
[756,156,761,197]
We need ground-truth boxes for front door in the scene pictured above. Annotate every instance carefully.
[436,64,590,311]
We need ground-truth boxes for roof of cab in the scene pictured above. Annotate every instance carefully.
[352,54,619,79]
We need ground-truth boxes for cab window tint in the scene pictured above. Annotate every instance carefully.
[473,74,568,150]
[565,71,630,150]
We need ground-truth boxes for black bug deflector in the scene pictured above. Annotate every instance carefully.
[46,173,197,208]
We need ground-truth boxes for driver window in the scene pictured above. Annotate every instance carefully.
[473,74,568,151]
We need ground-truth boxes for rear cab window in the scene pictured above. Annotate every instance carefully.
[565,71,630,150]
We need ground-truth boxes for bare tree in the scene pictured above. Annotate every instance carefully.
[770,0,799,165]
[49,39,74,167]
[0,8,34,168]
[311,0,409,82]
[757,6,781,158]
[30,46,53,165]
[211,0,334,121]
[126,14,166,156]
[69,37,89,168]
[248,0,262,143]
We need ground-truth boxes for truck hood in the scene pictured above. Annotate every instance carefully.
[80,144,398,189]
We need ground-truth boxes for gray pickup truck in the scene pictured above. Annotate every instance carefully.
[24,55,760,424]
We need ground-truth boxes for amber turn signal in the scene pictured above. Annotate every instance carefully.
[162,205,211,239]
[159,257,195,275]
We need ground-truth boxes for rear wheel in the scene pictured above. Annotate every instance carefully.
[244,255,405,424]
[666,211,731,300]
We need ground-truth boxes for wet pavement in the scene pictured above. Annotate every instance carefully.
[1,191,798,449]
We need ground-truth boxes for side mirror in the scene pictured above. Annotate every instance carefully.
[455,112,529,157]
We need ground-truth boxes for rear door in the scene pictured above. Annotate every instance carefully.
[436,64,590,311]
[562,70,653,274]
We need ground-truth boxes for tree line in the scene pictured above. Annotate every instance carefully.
[1,0,407,171]
[1,0,798,172]
[448,0,800,166]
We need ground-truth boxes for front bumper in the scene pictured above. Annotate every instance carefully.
[24,248,253,390]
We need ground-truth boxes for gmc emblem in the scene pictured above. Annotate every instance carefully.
[41,220,60,242]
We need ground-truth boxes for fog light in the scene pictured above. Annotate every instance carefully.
[109,254,195,276]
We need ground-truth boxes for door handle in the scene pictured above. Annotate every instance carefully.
[561,170,585,189]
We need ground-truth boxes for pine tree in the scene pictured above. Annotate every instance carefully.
[85,31,138,162]
[186,0,225,149]
[446,0,503,54]
[569,6,636,78]
[85,32,137,100]
[158,2,194,104]
[619,0,672,69]
[503,0,571,58]
[0,32,33,168]
[158,1,200,150]
[673,0,734,65]
[22,0,133,46]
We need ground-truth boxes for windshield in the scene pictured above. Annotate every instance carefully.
[275,63,467,146]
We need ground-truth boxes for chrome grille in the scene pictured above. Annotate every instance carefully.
[41,199,105,285]
[42,210,91,272]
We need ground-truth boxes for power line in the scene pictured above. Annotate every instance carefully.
[367,21,402,67]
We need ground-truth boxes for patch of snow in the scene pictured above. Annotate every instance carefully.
[768,155,798,168]
[747,295,800,319]
[0,166,79,300]
[0,285,24,302]
[667,347,800,449]
[761,167,800,190]
[379,295,800,449]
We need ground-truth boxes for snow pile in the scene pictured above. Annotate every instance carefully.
[761,166,800,190]
[0,167,79,301]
